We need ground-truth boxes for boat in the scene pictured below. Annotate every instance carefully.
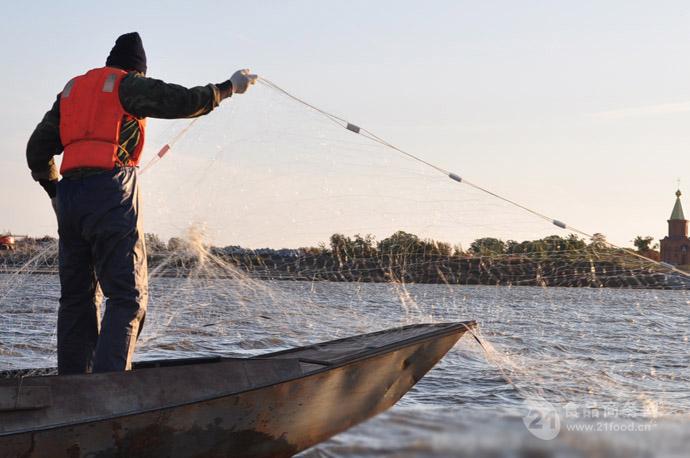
[0,321,476,457]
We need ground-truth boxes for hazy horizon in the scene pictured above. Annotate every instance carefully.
[3,1,690,249]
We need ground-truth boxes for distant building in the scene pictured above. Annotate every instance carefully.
[0,234,15,250]
[660,190,689,266]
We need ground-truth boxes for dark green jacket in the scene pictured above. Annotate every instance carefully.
[26,71,231,182]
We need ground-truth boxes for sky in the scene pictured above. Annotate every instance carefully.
[2,1,690,248]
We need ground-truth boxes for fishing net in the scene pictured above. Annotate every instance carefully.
[1,79,688,449]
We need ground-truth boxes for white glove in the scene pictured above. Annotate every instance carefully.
[230,69,258,94]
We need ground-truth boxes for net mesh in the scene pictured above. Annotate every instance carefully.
[1,82,688,422]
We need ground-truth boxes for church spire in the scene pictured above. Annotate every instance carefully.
[661,188,690,266]
[670,189,685,221]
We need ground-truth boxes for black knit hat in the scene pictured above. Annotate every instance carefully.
[106,32,147,74]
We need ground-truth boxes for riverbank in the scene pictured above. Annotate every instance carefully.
[1,246,686,289]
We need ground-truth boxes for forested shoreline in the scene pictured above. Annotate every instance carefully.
[1,232,682,288]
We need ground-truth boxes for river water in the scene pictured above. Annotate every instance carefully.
[1,273,688,457]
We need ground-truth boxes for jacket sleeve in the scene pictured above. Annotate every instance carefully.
[119,73,228,119]
[26,94,62,182]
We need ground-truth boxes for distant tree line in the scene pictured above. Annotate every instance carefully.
[2,231,676,288]
[0,231,663,260]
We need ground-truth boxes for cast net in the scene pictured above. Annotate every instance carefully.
[1,78,689,452]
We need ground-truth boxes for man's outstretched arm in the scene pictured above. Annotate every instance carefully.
[119,69,256,119]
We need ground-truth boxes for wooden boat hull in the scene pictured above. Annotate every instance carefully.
[0,322,475,457]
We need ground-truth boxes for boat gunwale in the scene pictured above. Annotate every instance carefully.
[0,320,475,437]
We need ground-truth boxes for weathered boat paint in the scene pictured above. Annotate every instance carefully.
[0,322,475,457]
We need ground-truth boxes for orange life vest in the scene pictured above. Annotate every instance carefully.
[59,67,146,174]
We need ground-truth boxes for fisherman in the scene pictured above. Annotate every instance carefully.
[26,32,257,375]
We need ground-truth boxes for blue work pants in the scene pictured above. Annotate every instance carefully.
[56,167,147,374]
